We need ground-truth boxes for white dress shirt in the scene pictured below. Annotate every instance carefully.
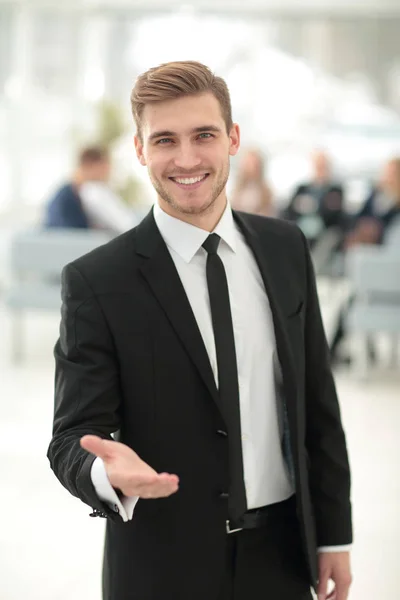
[91,202,349,552]
[80,182,139,234]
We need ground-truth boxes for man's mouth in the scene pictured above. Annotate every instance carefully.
[169,174,209,188]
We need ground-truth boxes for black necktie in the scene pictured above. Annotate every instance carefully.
[202,233,247,520]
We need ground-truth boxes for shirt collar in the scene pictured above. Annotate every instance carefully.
[153,202,237,264]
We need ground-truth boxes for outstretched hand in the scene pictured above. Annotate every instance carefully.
[81,435,179,499]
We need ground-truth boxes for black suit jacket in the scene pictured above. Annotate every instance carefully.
[47,210,352,600]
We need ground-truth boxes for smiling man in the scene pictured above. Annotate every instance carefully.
[48,61,352,600]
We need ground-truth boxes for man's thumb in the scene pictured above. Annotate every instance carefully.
[80,435,114,460]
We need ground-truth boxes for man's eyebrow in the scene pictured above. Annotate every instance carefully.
[148,130,175,142]
[148,125,222,142]
[192,125,222,134]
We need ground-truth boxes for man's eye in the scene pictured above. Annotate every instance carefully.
[198,133,213,139]
[157,138,172,145]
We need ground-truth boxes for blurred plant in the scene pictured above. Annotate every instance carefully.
[116,174,143,206]
[96,100,126,148]
[95,100,144,205]
[71,99,143,206]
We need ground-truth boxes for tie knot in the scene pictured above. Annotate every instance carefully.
[202,233,221,255]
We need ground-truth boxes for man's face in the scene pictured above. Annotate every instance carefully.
[313,152,330,183]
[135,93,240,219]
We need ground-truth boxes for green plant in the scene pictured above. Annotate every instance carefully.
[96,100,126,148]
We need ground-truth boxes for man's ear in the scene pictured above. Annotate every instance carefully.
[134,135,146,166]
[228,124,240,157]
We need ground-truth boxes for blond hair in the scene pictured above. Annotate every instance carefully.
[130,61,233,142]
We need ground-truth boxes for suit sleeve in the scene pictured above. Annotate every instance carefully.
[300,231,353,546]
[91,457,139,521]
[47,262,122,521]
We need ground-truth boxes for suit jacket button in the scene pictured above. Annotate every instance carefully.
[219,492,229,500]
[89,508,107,518]
[216,430,228,437]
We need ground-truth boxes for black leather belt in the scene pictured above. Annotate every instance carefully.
[226,495,296,534]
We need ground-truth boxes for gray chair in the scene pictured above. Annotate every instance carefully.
[385,216,400,248]
[345,246,400,376]
[311,227,343,277]
[5,228,112,361]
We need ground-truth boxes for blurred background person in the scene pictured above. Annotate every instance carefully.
[231,148,275,216]
[330,158,400,364]
[282,150,346,247]
[43,145,138,235]
[346,157,400,248]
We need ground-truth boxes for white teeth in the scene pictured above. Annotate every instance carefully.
[174,175,205,185]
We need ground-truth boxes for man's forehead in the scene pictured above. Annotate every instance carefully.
[141,93,224,136]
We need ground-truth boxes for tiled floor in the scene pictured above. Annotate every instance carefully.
[0,305,399,600]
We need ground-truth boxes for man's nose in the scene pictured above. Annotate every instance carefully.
[173,142,202,172]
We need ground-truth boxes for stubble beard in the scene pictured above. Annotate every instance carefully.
[149,161,230,216]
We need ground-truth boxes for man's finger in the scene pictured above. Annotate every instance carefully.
[132,475,162,489]
[317,570,330,600]
[80,435,114,460]
[158,473,180,484]
[140,487,177,499]
[131,475,179,498]
[335,578,351,600]
[134,474,179,493]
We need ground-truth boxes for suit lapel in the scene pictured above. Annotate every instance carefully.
[233,212,298,433]
[135,209,299,431]
[135,211,221,411]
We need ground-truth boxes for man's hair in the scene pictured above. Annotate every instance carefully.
[78,146,109,166]
[130,61,233,142]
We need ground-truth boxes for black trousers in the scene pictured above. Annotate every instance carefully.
[219,512,313,600]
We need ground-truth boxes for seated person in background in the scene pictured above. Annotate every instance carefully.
[346,157,400,248]
[44,145,138,235]
[331,158,400,364]
[282,150,345,246]
[231,149,275,217]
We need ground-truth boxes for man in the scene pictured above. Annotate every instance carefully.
[44,145,137,234]
[47,61,352,600]
[282,150,346,247]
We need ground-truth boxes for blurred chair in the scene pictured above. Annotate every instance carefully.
[311,227,344,277]
[5,228,112,362]
[345,246,400,377]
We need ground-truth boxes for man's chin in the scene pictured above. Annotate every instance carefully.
[166,196,216,216]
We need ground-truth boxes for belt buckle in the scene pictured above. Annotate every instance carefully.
[226,519,243,534]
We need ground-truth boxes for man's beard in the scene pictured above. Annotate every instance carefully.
[149,161,230,216]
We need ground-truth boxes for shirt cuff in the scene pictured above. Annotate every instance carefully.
[90,457,139,522]
[317,545,352,553]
